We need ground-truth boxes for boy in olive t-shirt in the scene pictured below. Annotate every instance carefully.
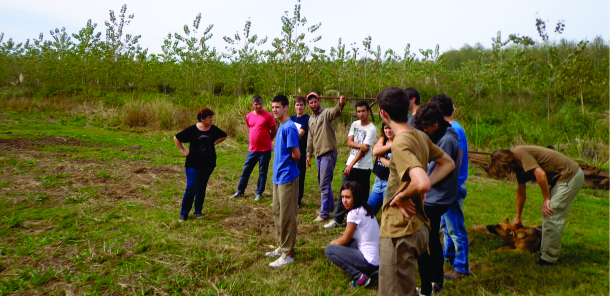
[376,87,456,296]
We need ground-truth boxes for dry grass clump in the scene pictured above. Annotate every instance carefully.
[122,98,193,130]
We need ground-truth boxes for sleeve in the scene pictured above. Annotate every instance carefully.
[427,136,445,163]
[364,125,377,147]
[286,125,300,149]
[346,208,361,225]
[326,100,344,119]
[394,140,423,182]
[306,122,313,158]
[347,122,356,137]
[213,126,228,140]
[245,113,252,128]
[266,112,277,127]
[175,125,193,143]
[513,149,539,173]
[458,129,468,150]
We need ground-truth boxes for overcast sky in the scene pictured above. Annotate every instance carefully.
[1,0,608,57]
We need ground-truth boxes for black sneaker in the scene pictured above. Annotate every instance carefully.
[195,213,205,219]
[178,214,188,222]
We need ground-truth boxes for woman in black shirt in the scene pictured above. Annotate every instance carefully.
[367,122,394,216]
[174,108,227,222]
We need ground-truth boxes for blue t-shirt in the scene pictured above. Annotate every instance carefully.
[290,114,310,155]
[451,121,469,186]
[273,118,301,185]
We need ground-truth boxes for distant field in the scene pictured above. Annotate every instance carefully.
[0,110,608,295]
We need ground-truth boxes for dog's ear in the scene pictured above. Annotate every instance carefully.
[504,218,510,224]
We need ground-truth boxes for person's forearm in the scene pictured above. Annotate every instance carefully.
[174,137,186,153]
[515,192,526,220]
[379,157,390,167]
[347,138,360,149]
[270,128,277,141]
[215,137,227,145]
[428,162,455,186]
[373,144,391,156]
[348,149,365,168]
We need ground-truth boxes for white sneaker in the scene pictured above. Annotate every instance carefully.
[323,220,340,229]
[265,247,281,258]
[269,254,294,268]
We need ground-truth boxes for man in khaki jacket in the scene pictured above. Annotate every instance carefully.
[305,92,346,222]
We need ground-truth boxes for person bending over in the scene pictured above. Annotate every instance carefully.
[325,181,380,287]
[489,146,584,265]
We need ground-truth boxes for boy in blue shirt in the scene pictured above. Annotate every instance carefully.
[265,95,301,268]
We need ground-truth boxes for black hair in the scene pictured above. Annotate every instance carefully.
[340,181,375,218]
[355,100,370,111]
[377,87,410,123]
[272,95,289,107]
[404,87,420,105]
[381,122,389,144]
[251,95,263,103]
[413,103,445,127]
[430,93,454,116]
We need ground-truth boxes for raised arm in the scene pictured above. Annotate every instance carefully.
[327,95,347,119]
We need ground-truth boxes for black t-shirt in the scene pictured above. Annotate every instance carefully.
[290,114,310,155]
[175,124,227,169]
[372,139,391,180]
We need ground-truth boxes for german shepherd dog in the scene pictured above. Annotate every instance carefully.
[486,218,542,252]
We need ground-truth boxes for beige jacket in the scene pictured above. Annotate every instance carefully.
[306,101,344,158]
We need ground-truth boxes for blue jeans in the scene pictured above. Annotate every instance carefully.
[367,177,387,216]
[180,167,215,215]
[441,183,469,274]
[325,240,379,279]
[236,150,271,195]
[316,151,337,219]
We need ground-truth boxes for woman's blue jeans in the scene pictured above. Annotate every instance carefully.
[180,167,215,215]
[367,177,387,216]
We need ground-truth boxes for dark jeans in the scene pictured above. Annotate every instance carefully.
[333,168,371,223]
[180,167,215,215]
[236,150,271,195]
[325,240,379,279]
[316,151,337,219]
[417,204,451,295]
[297,154,307,206]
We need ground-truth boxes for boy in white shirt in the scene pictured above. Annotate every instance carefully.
[325,101,377,229]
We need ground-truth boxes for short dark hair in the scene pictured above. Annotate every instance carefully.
[294,96,306,105]
[377,87,410,123]
[431,93,454,116]
[355,100,370,110]
[404,87,420,105]
[340,181,375,218]
[413,103,444,127]
[251,95,263,103]
[272,95,289,107]
[197,108,214,121]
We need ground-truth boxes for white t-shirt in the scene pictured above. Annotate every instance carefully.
[346,120,377,170]
[347,206,380,266]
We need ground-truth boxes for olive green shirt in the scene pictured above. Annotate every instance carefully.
[380,129,445,238]
[306,101,344,158]
[513,146,580,187]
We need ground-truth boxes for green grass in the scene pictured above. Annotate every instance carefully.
[0,108,607,295]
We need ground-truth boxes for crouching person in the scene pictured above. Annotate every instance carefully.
[325,181,380,288]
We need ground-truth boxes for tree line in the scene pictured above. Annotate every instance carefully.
[0,2,608,117]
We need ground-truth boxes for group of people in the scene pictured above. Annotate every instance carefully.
[173,87,585,295]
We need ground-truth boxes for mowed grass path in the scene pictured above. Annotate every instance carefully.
[0,110,608,295]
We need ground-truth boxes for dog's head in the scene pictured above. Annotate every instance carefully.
[486,218,517,244]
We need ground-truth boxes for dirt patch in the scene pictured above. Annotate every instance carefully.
[0,136,86,152]
[220,204,276,239]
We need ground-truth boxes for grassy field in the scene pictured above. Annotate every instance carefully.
[0,108,608,295]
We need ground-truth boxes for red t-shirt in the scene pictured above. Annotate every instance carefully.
[246,110,276,152]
